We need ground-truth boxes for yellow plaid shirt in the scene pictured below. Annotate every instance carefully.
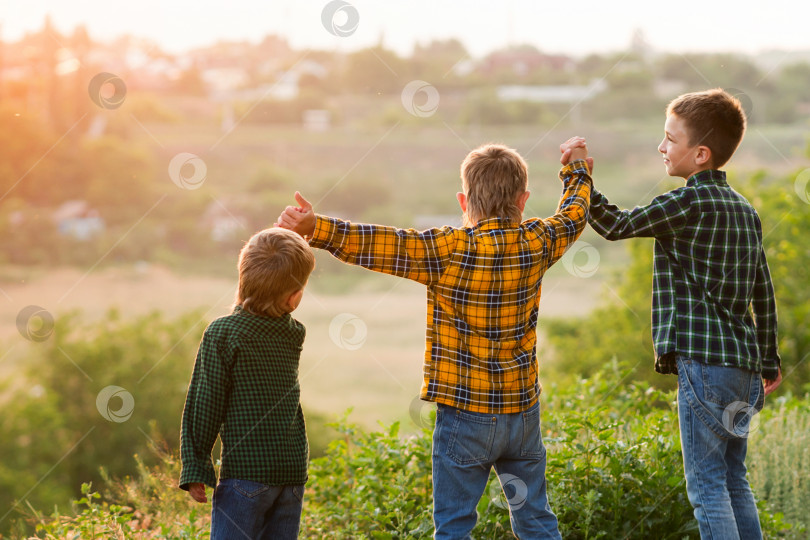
[310,160,592,413]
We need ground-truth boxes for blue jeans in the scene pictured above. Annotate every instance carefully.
[432,401,561,539]
[677,356,764,540]
[211,478,304,540]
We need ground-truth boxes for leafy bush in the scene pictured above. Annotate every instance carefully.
[301,362,802,539]
[748,396,810,533]
[0,309,338,537]
[20,363,807,539]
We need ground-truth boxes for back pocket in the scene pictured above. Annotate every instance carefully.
[521,404,545,458]
[446,409,496,465]
[234,479,272,498]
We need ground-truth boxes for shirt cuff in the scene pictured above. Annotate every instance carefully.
[179,462,217,490]
[562,159,591,176]
[760,359,781,380]
[309,215,338,249]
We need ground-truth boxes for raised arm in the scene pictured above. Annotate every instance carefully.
[589,187,693,241]
[538,157,593,267]
[277,192,456,286]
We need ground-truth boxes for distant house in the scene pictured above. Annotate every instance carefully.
[52,200,105,240]
[201,67,251,94]
[496,79,608,104]
[303,109,331,131]
[479,48,574,77]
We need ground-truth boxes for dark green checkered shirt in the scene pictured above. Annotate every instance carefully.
[589,169,780,379]
[179,306,308,490]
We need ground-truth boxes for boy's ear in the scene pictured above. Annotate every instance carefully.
[456,192,467,213]
[695,145,712,168]
[516,191,530,212]
[284,288,304,313]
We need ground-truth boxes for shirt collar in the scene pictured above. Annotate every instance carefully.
[475,216,519,230]
[686,169,727,187]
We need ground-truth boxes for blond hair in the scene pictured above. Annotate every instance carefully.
[667,88,747,168]
[235,228,315,317]
[460,143,528,226]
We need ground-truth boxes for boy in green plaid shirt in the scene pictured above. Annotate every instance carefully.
[179,227,315,540]
[567,89,781,539]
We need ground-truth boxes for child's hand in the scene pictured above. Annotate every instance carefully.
[560,136,594,173]
[275,192,317,238]
[188,482,207,503]
[764,367,782,396]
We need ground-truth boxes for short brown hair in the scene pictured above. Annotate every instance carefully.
[666,88,746,168]
[235,228,315,317]
[460,143,528,225]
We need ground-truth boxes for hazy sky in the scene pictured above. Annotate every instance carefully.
[1,0,809,57]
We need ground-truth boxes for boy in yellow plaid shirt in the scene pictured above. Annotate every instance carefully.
[277,138,592,539]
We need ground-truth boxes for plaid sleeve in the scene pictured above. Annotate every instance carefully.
[752,245,781,379]
[537,159,593,266]
[179,328,231,490]
[309,216,457,285]
[589,186,693,240]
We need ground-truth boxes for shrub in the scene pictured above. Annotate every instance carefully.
[22,363,807,539]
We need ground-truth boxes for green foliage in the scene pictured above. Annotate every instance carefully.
[0,309,205,535]
[0,309,345,536]
[23,362,807,538]
[543,367,696,539]
[26,482,137,539]
[303,413,434,538]
[545,238,663,389]
[748,396,810,533]
[27,458,211,540]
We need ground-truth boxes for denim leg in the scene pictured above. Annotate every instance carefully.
[211,479,303,540]
[432,404,496,540]
[259,485,304,540]
[726,431,762,539]
[677,357,763,540]
[493,402,561,540]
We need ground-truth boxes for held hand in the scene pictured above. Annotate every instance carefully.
[763,367,782,396]
[275,191,316,238]
[188,483,207,503]
[559,137,593,173]
[561,151,595,174]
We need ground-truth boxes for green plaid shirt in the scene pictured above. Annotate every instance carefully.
[589,169,780,379]
[179,307,308,490]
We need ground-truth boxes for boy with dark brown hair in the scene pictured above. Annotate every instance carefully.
[567,88,781,539]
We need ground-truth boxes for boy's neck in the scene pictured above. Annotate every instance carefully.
[682,167,714,183]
